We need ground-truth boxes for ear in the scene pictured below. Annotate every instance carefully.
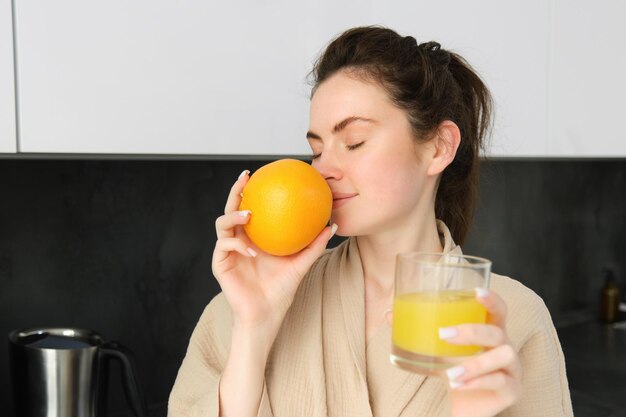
[426,120,461,176]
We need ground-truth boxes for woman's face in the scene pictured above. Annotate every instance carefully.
[308,70,435,237]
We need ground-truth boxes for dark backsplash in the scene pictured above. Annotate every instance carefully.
[1,158,625,414]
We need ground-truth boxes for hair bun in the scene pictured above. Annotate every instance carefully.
[418,41,441,52]
[419,41,451,67]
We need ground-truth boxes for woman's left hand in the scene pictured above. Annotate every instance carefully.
[440,289,522,417]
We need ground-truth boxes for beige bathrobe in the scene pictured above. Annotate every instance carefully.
[169,223,573,416]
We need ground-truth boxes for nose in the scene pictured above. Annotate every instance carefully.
[312,149,343,182]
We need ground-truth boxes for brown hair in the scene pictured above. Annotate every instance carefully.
[309,26,493,245]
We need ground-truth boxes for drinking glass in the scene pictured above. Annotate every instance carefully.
[390,252,491,375]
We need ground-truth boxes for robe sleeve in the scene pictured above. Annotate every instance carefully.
[168,293,274,417]
[498,285,573,417]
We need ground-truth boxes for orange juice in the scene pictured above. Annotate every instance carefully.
[392,290,487,357]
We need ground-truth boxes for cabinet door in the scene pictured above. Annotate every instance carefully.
[14,1,312,155]
[0,0,16,153]
[549,0,626,157]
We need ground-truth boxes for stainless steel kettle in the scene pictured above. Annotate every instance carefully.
[8,327,148,417]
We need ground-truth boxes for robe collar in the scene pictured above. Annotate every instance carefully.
[322,220,461,416]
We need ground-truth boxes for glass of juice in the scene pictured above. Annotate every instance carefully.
[390,252,491,375]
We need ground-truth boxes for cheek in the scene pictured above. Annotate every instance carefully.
[378,174,421,207]
[364,156,423,206]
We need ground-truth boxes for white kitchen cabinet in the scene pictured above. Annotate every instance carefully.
[0,0,16,153]
[14,0,553,158]
[11,1,625,157]
[13,1,313,155]
[549,0,626,157]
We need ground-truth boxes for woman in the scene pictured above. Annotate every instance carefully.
[169,26,572,417]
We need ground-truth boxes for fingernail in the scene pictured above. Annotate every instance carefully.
[439,326,458,340]
[449,379,465,389]
[475,287,490,298]
[246,247,257,257]
[330,223,338,238]
[446,365,466,382]
[237,210,251,217]
[238,170,249,180]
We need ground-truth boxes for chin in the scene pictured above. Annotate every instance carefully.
[331,209,387,237]
[332,216,389,239]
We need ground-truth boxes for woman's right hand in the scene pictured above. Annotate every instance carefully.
[212,169,336,334]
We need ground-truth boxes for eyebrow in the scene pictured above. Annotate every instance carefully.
[306,116,376,140]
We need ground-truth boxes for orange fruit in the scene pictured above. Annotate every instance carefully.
[238,159,332,256]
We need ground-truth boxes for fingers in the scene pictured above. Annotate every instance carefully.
[446,345,522,415]
[384,310,393,327]
[224,169,250,214]
[452,371,512,392]
[444,292,522,414]
[439,323,506,348]
[216,169,252,240]
[293,223,338,271]
[215,210,251,239]
[475,288,507,328]
[213,237,257,266]
[446,345,522,410]
[439,289,508,348]
[446,344,521,386]
[448,373,522,417]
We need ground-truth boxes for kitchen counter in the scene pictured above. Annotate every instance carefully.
[557,320,626,417]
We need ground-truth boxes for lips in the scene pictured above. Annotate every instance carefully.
[332,192,358,209]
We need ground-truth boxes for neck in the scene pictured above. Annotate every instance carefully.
[356,213,443,295]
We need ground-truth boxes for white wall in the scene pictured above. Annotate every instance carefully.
[548,0,626,157]
[368,0,552,157]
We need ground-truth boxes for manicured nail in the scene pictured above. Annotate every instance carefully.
[246,247,257,257]
[238,170,249,180]
[439,327,458,340]
[330,223,338,238]
[237,210,251,217]
[475,287,490,298]
[446,365,466,382]
[449,379,465,389]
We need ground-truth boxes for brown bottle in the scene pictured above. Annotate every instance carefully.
[600,268,620,323]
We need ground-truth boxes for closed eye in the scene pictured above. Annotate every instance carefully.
[347,141,364,151]
[311,141,364,160]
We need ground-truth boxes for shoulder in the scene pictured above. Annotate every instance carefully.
[490,272,545,309]
[489,273,555,349]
